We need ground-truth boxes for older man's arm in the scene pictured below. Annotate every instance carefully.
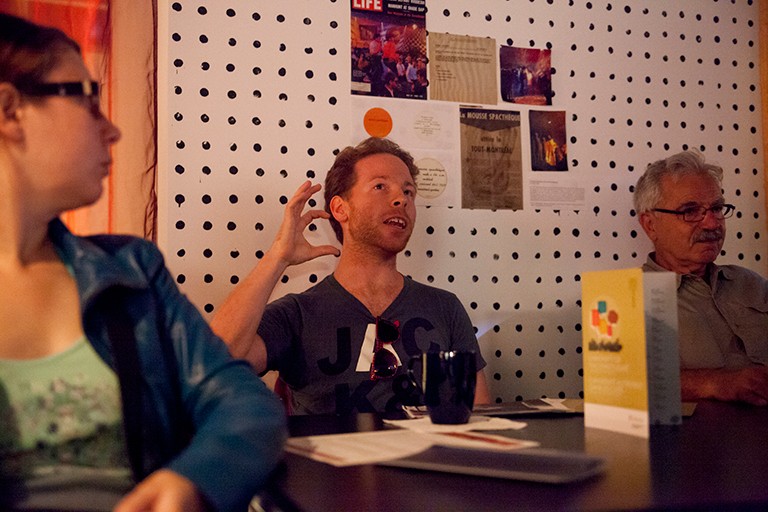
[681,366,768,406]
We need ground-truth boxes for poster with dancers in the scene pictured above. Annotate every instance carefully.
[500,46,552,106]
[529,110,567,171]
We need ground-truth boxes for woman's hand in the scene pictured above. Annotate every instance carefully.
[114,469,207,512]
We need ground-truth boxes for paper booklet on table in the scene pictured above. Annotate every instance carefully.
[581,268,682,438]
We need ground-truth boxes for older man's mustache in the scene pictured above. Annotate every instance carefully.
[695,229,724,242]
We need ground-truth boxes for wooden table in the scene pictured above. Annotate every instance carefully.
[263,400,768,511]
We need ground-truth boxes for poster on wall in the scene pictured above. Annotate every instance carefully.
[526,109,585,209]
[350,0,427,100]
[459,106,523,210]
[351,96,461,207]
[428,33,497,105]
[500,46,552,106]
[529,110,567,171]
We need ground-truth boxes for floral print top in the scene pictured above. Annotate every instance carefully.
[0,337,129,476]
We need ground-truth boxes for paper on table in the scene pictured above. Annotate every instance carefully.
[285,430,432,467]
[384,415,526,432]
[285,427,538,467]
[404,399,577,419]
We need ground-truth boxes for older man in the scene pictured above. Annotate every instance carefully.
[634,150,768,406]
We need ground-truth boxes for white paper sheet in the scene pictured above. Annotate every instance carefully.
[383,415,526,432]
[285,418,536,467]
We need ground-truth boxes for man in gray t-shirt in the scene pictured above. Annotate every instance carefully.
[259,274,485,415]
[212,137,490,414]
[635,150,768,406]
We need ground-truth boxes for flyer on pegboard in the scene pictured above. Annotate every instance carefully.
[351,0,427,100]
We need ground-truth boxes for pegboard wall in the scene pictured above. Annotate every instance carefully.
[157,0,765,402]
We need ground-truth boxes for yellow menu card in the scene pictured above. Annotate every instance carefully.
[581,268,682,438]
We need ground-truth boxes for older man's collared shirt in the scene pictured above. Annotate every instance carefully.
[644,254,768,369]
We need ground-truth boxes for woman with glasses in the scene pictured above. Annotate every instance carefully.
[0,13,286,511]
[634,150,768,407]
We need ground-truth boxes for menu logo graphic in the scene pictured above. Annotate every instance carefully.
[588,299,623,352]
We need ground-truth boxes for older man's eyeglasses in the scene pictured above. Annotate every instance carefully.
[652,203,735,223]
[18,81,102,117]
[370,317,400,380]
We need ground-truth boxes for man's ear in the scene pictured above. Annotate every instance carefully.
[329,195,348,223]
[0,83,24,141]
[638,211,657,242]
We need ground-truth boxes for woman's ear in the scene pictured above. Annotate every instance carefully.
[329,195,348,223]
[0,83,24,141]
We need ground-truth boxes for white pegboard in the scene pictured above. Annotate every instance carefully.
[157,0,765,402]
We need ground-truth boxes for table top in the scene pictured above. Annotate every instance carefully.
[263,400,768,511]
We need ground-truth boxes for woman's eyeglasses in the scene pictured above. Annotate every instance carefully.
[370,317,400,380]
[17,80,102,117]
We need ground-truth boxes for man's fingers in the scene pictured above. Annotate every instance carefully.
[293,181,320,202]
[300,209,331,227]
[312,245,341,258]
[287,181,323,215]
